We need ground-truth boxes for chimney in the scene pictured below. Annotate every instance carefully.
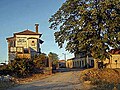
[35,24,39,33]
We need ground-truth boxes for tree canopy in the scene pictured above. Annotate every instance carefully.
[49,0,120,60]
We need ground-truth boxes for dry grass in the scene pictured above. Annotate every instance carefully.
[80,68,120,90]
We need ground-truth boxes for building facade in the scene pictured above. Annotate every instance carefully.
[94,49,120,68]
[66,51,94,68]
[6,24,43,62]
[58,60,66,68]
[67,49,120,69]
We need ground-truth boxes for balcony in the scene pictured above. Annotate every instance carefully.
[9,47,31,59]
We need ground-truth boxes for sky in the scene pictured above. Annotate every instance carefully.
[0,0,74,63]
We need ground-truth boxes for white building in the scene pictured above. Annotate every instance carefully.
[66,51,94,68]
[66,49,120,69]
[6,24,43,62]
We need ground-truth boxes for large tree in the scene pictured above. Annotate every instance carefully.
[49,0,120,61]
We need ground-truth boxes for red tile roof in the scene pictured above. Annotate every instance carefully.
[59,60,66,62]
[6,37,15,41]
[110,49,120,54]
[7,30,42,41]
[14,30,42,35]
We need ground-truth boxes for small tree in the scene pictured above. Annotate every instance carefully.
[48,52,59,69]
[33,53,48,69]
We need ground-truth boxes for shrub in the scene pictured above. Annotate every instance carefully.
[0,54,49,78]
[6,58,35,78]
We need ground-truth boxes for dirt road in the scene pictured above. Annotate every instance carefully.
[7,69,92,90]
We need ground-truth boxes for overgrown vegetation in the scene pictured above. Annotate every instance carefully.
[0,53,51,78]
[7,58,34,77]
[0,52,59,78]
[48,52,59,70]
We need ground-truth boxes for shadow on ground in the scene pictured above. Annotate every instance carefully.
[54,68,83,73]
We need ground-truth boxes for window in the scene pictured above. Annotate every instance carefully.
[17,47,23,54]
[31,41,35,46]
[24,48,29,53]
[10,41,15,47]
[10,47,16,53]
[17,37,27,45]
[115,60,117,63]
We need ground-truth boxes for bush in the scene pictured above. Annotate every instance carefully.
[0,54,49,78]
[6,58,35,78]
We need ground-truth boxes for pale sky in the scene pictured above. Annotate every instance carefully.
[0,0,74,63]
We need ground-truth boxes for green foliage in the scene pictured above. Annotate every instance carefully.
[48,52,59,65]
[0,53,51,77]
[0,65,7,71]
[33,53,48,69]
[7,58,34,78]
[0,65,8,75]
[49,0,120,60]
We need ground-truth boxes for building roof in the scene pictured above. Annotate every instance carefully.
[6,30,42,41]
[39,39,44,44]
[110,49,120,54]
[67,58,75,61]
[59,60,66,63]
[14,30,42,35]
[6,36,15,41]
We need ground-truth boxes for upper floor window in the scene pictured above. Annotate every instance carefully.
[31,41,35,46]
[17,37,27,46]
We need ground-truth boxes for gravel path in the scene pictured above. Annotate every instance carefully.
[7,69,93,90]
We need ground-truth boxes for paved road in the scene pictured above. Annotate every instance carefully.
[7,69,92,90]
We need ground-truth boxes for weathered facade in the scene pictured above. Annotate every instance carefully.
[6,24,43,62]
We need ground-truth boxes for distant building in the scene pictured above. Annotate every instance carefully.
[58,60,66,68]
[67,49,120,69]
[66,51,94,68]
[94,49,120,68]
[6,24,43,62]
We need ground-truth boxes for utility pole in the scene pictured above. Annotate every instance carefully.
[62,53,67,68]
[62,53,66,61]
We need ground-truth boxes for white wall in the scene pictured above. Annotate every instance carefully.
[16,35,40,52]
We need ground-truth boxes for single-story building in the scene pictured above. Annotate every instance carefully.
[66,49,120,69]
